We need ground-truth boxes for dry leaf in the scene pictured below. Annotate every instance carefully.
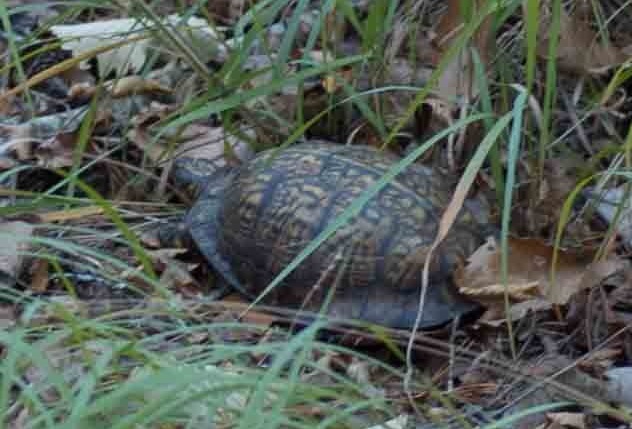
[172,124,254,166]
[128,105,254,168]
[107,76,172,98]
[30,258,49,293]
[51,15,226,78]
[69,76,172,100]
[537,6,628,74]
[455,237,627,314]
[0,107,92,167]
[545,412,586,429]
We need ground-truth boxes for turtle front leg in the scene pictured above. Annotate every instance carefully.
[156,218,234,300]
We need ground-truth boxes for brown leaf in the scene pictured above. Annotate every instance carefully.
[455,237,627,314]
[30,259,49,293]
[171,124,254,166]
[107,75,172,98]
[537,6,628,74]
[128,103,254,167]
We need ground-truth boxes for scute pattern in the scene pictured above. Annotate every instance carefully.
[189,141,490,328]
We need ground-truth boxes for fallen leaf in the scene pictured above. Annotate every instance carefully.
[51,15,226,78]
[0,106,93,167]
[545,412,586,429]
[106,75,172,98]
[478,298,552,326]
[536,6,628,74]
[30,258,49,293]
[128,104,254,169]
[577,348,621,375]
[172,124,254,166]
[455,237,627,314]
[68,76,172,100]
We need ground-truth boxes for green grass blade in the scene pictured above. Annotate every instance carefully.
[500,88,529,360]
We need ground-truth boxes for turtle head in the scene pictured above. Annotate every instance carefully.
[172,140,255,199]
[173,157,232,199]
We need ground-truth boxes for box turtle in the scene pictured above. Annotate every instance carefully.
[178,141,491,329]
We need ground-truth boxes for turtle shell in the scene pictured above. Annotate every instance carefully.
[188,141,490,328]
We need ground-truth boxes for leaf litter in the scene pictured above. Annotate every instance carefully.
[2,0,632,427]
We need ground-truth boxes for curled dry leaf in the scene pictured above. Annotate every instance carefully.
[455,237,628,320]
[69,76,172,100]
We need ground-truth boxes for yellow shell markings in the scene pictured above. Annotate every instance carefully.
[288,145,443,200]
[221,145,449,263]
[220,144,476,283]
[228,149,431,283]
